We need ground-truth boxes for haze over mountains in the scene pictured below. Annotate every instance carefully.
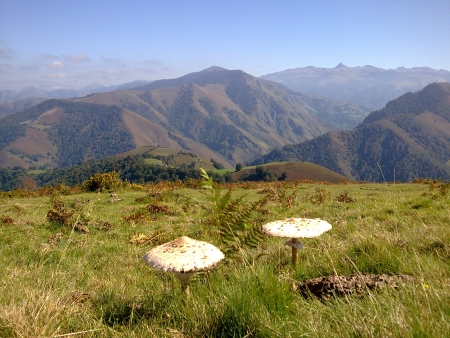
[3,64,450,116]
[261,64,450,111]
[0,80,152,115]
[0,80,153,104]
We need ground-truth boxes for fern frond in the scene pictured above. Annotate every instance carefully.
[215,187,233,211]
[199,168,213,190]
[200,176,271,260]
[199,168,209,180]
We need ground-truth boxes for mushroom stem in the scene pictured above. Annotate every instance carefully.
[291,238,298,267]
[181,281,190,296]
[174,271,195,295]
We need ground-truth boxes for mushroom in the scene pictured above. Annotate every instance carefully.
[262,217,332,267]
[143,236,224,294]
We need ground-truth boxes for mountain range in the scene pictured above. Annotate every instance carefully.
[261,64,450,111]
[0,67,367,169]
[0,80,152,110]
[1,66,450,182]
[253,82,450,182]
[0,97,47,117]
[0,82,158,119]
[3,64,450,116]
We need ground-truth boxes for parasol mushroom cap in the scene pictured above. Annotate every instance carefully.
[143,236,224,273]
[262,217,332,238]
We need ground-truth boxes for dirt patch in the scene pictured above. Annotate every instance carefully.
[298,274,415,299]
[122,109,173,147]
[95,220,115,231]
[37,107,64,124]
[10,127,54,153]
[1,215,15,225]
[1,126,56,168]
[70,291,91,305]
[146,203,176,215]
[48,232,63,246]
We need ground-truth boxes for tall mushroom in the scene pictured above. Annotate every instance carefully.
[143,236,224,294]
[262,217,332,267]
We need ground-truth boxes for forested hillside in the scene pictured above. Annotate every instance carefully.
[253,83,450,182]
[0,100,135,168]
[1,68,368,171]
[77,67,368,164]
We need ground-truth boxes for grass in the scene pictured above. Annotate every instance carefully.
[234,161,350,183]
[144,158,163,165]
[213,168,236,176]
[117,146,216,170]
[0,180,449,337]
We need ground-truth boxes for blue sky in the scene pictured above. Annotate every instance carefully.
[1,0,449,91]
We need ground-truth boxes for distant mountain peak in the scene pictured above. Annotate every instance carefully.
[260,64,450,110]
[202,66,227,72]
[19,86,41,92]
[335,62,349,69]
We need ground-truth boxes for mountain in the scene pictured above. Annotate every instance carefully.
[0,97,47,117]
[75,67,367,163]
[0,67,367,170]
[0,80,153,105]
[261,64,450,111]
[0,99,226,169]
[252,82,450,182]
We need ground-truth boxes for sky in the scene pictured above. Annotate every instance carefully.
[1,0,449,91]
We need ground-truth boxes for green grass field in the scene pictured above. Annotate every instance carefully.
[0,180,449,337]
[144,158,163,165]
[212,168,235,176]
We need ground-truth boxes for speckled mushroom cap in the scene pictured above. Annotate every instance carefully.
[262,217,332,238]
[143,236,224,273]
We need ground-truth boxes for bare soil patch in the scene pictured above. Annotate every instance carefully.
[298,274,416,299]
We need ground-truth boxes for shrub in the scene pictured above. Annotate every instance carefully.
[81,171,123,192]
[46,196,73,227]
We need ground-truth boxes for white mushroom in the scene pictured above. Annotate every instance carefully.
[262,217,332,267]
[143,236,224,294]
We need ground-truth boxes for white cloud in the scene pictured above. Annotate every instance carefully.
[100,56,126,68]
[101,69,126,75]
[101,56,122,63]
[0,47,15,59]
[0,63,13,70]
[113,69,127,76]
[0,63,13,74]
[73,69,129,81]
[19,65,40,71]
[143,59,163,66]
[134,67,154,74]
[41,53,59,59]
[45,73,67,79]
[66,54,91,62]
[48,61,65,69]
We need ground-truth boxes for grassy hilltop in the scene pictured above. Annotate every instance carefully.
[0,178,449,337]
